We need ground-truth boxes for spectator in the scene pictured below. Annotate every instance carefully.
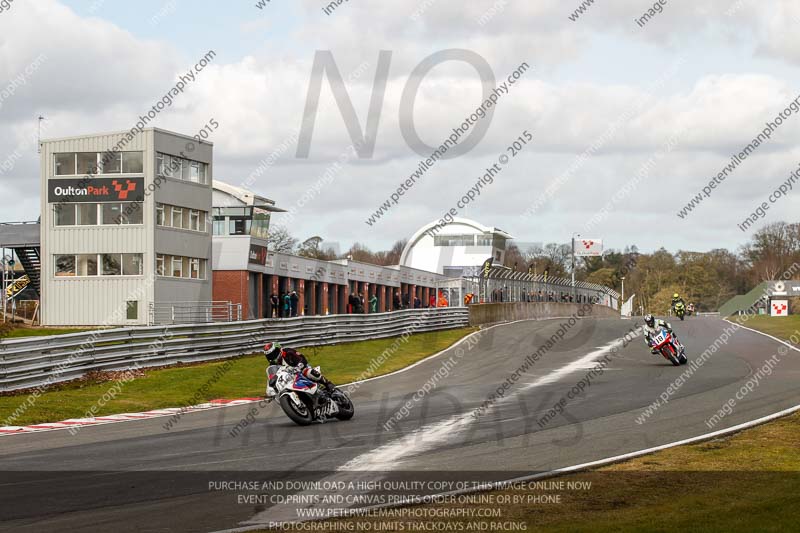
[282,292,291,317]
[290,290,299,317]
[402,292,410,309]
[270,293,279,318]
[393,291,402,311]
[414,295,422,308]
[348,292,358,314]
[369,293,378,313]
[429,294,436,308]
[357,292,366,313]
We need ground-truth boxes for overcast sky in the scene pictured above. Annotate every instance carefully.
[1,0,799,255]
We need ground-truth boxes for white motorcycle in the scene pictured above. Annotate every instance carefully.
[266,365,355,426]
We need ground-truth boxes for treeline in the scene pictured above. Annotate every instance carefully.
[269,221,800,314]
[267,225,407,266]
[504,222,800,313]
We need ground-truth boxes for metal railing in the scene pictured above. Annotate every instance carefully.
[148,301,243,325]
[0,307,469,392]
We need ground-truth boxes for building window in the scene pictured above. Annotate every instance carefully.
[126,301,139,320]
[476,234,493,246]
[434,235,476,247]
[156,203,207,232]
[55,152,142,176]
[54,254,143,277]
[189,258,200,279]
[213,218,226,235]
[190,162,200,183]
[122,253,143,276]
[102,152,121,174]
[102,204,123,225]
[171,256,183,278]
[190,209,200,231]
[77,204,98,226]
[120,202,144,225]
[76,254,98,276]
[492,235,507,250]
[101,254,122,276]
[77,153,98,175]
[54,153,76,176]
[171,207,183,229]
[122,152,144,173]
[54,205,76,226]
[156,152,208,184]
[230,217,251,235]
[157,254,206,280]
[55,255,76,276]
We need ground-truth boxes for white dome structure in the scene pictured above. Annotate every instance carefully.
[400,218,513,276]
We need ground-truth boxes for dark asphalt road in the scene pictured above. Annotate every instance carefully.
[0,317,797,532]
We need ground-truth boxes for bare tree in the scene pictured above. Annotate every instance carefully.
[266,225,298,253]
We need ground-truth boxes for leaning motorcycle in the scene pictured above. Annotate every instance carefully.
[674,302,686,321]
[266,365,354,426]
[650,328,687,366]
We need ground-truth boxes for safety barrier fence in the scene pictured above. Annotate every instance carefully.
[0,308,469,392]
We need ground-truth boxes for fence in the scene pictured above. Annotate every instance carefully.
[0,308,469,392]
[148,301,243,325]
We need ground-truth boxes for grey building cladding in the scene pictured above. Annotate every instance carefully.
[40,128,213,326]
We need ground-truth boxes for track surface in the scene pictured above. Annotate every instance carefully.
[0,317,798,532]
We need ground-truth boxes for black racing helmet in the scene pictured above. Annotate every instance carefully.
[644,314,655,327]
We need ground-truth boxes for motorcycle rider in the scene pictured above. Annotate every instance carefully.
[643,314,685,355]
[671,293,686,313]
[264,342,335,395]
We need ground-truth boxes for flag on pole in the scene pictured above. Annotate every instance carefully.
[480,257,493,279]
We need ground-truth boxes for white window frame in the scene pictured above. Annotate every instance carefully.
[156,254,165,276]
[156,204,166,226]
[171,256,183,278]
[189,258,200,279]
[171,207,183,229]
[190,209,200,231]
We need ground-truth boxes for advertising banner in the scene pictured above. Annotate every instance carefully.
[770,300,789,317]
[48,177,145,204]
[574,238,603,257]
[249,244,268,266]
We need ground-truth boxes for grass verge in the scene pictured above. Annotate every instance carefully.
[1,326,94,338]
[0,327,476,426]
[731,314,800,347]
[271,411,800,533]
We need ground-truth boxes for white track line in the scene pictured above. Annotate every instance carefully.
[217,402,800,533]
[215,320,800,533]
[337,336,632,472]
[723,318,800,354]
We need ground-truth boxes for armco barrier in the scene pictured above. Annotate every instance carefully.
[468,302,619,326]
[0,308,468,392]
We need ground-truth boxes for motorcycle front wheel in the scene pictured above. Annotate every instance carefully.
[661,347,681,366]
[279,394,314,426]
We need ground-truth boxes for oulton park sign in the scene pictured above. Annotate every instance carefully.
[48,177,145,204]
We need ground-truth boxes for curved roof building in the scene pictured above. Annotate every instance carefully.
[400,217,513,277]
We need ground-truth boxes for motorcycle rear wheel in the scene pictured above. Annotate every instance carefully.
[333,390,355,421]
[279,394,314,426]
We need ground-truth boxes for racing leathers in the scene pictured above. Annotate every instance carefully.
[267,347,334,392]
[644,319,684,355]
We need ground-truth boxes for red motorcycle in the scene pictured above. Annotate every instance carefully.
[650,328,688,366]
